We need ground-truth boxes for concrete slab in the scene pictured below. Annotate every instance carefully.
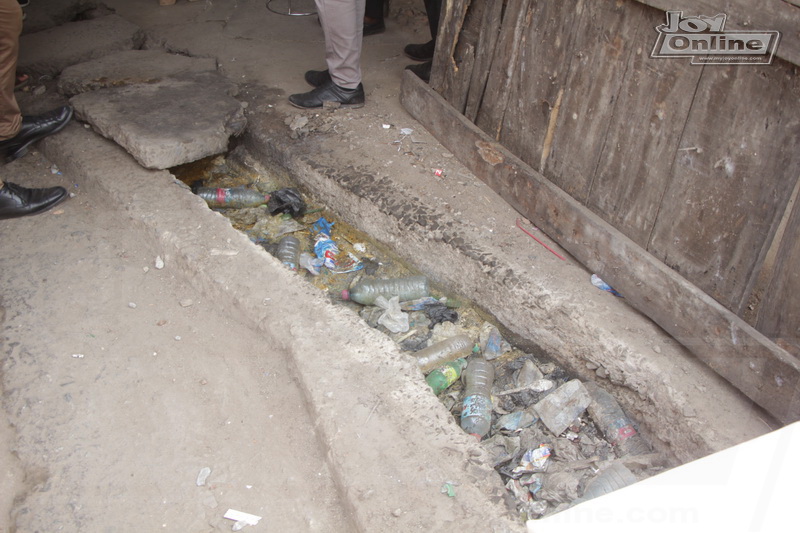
[57,49,218,96]
[19,14,145,78]
[69,71,246,169]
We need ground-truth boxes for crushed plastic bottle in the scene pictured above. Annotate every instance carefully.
[584,381,650,456]
[460,355,495,439]
[342,275,429,305]
[425,358,467,395]
[412,334,473,374]
[312,217,338,270]
[276,236,301,271]
[195,187,270,208]
[575,462,637,503]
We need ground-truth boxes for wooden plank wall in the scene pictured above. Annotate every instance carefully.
[421,0,800,418]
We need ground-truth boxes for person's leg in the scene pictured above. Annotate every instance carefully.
[0,0,23,140]
[315,0,365,89]
[364,0,383,22]
[289,0,366,108]
[363,0,385,35]
[424,0,441,41]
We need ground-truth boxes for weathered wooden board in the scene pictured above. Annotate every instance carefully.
[586,8,702,247]
[472,0,533,141]
[462,0,504,123]
[400,70,800,424]
[496,0,585,174]
[431,0,471,111]
[647,60,800,311]
[758,186,800,356]
[543,0,644,203]
[633,0,800,67]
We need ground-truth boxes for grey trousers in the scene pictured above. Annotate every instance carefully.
[314,0,366,89]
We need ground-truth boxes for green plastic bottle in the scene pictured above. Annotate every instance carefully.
[425,358,468,395]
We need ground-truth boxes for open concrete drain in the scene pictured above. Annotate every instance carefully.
[172,151,669,521]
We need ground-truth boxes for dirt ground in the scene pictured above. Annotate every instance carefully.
[0,1,778,532]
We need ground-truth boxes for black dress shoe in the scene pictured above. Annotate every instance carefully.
[289,80,365,109]
[405,60,432,82]
[0,105,73,163]
[363,20,385,36]
[304,69,332,88]
[404,40,435,61]
[0,182,68,220]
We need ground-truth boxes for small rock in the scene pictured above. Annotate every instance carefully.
[180,298,194,308]
[155,256,165,269]
[392,509,402,517]
[652,345,662,354]
[128,302,137,309]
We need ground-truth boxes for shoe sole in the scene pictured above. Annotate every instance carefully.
[4,107,74,164]
[289,100,365,110]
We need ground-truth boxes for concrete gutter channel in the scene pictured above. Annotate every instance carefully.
[17,1,777,530]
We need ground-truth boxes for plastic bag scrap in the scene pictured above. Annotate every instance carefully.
[375,295,410,333]
[590,274,623,297]
[267,187,306,217]
[310,217,363,274]
[510,445,551,477]
[398,297,458,326]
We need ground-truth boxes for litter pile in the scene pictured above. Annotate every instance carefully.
[175,154,667,522]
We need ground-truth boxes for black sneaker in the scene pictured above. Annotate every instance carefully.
[289,80,365,109]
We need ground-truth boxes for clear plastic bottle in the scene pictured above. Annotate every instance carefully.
[460,355,495,439]
[341,275,429,305]
[425,358,468,395]
[576,462,637,503]
[276,236,301,271]
[412,334,473,374]
[195,187,270,208]
[584,382,650,456]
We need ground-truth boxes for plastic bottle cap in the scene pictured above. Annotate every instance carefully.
[341,289,350,300]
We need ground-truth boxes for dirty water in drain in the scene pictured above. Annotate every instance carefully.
[172,151,670,521]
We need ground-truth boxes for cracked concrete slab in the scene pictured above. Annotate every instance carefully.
[19,14,145,79]
[70,71,247,169]
[57,49,218,97]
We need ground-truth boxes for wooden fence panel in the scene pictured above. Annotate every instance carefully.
[497,0,584,174]
[647,60,800,310]
[585,9,702,247]
[463,0,505,123]
[472,0,533,141]
[431,0,472,112]
[757,185,800,356]
[543,0,644,203]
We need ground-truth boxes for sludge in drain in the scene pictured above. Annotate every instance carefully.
[172,152,668,521]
